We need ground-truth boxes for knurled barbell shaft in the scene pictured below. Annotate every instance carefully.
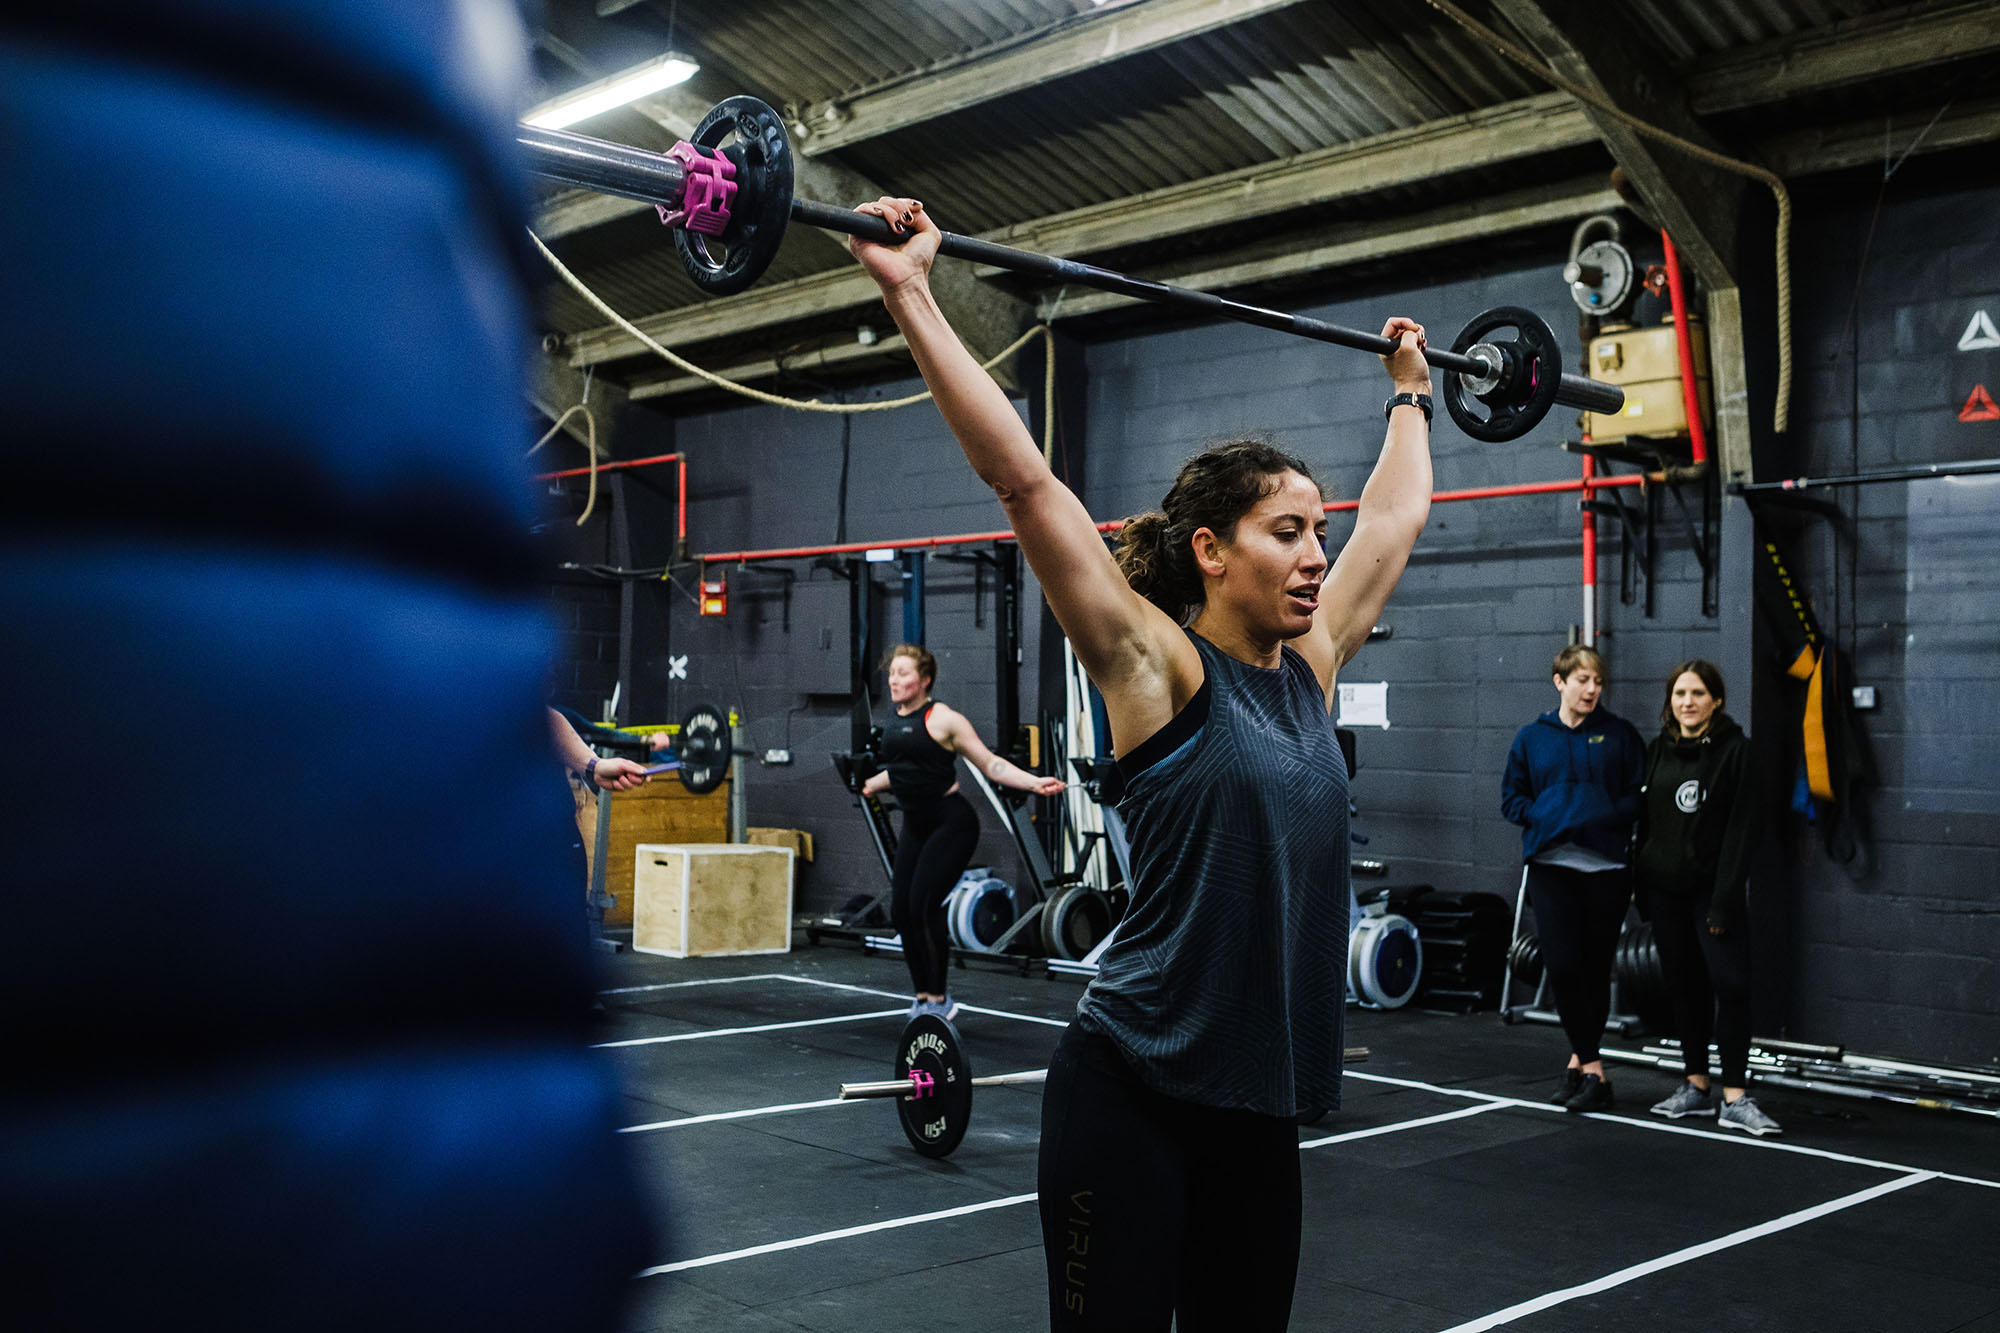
[811,195,1620,418]
[841,1069,1050,1099]
[519,124,691,209]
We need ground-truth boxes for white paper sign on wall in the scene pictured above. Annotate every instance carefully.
[1337,681,1390,729]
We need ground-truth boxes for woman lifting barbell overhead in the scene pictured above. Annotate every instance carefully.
[860,642,1066,1021]
[849,195,1432,1332]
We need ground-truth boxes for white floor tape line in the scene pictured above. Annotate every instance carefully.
[617,1069,1050,1135]
[1431,1171,1939,1333]
[636,1193,1039,1277]
[591,1009,908,1049]
[636,1102,1521,1278]
[619,1098,855,1134]
[1299,1101,1509,1149]
[1343,1069,2000,1190]
[763,973,1073,1027]
[599,974,794,996]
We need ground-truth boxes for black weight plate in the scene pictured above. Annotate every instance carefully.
[1509,933,1543,987]
[1037,885,1075,959]
[895,1013,973,1159]
[1047,886,1113,961]
[674,96,793,297]
[676,702,732,794]
[1440,305,1564,442]
[1633,921,1662,1000]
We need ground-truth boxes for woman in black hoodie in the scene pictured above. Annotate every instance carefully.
[1634,660,1782,1136]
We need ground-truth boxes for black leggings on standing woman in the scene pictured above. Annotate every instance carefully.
[1038,1024,1302,1332]
[1644,888,1755,1086]
[1525,863,1632,1064]
[890,792,980,995]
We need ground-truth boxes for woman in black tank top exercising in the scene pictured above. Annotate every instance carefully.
[861,643,1066,1019]
[850,197,1433,1331]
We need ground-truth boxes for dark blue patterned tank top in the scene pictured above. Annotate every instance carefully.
[1076,631,1351,1116]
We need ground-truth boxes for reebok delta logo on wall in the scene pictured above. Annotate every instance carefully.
[1956,310,1998,422]
[1958,310,2000,351]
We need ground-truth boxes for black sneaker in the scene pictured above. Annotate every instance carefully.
[1563,1073,1615,1114]
[1549,1067,1583,1105]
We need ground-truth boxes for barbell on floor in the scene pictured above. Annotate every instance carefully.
[518,97,1626,443]
[840,1014,1372,1159]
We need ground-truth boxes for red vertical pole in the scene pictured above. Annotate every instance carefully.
[1581,453,1598,645]
[1660,229,1709,465]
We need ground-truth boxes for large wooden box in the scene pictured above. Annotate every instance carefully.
[573,775,729,926]
[632,843,794,958]
[1583,321,1711,444]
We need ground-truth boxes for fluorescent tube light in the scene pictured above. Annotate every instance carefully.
[524,52,700,130]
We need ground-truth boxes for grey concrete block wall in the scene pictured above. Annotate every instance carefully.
[1075,260,1720,935]
[1747,164,2000,1068]
[548,380,1055,913]
[546,582,621,714]
[549,158,1996,1068]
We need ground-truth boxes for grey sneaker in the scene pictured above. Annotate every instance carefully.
[912,997,961,1023]
[1650,1081,1717,1119]
[1718,1094,1782,1137]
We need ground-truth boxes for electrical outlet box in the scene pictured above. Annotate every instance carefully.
[763,749,793,764]
[1851,686,1877,710]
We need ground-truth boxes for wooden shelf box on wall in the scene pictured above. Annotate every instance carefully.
[632,843,795,958]
[573,775,729,927]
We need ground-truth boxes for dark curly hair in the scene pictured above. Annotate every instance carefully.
[1114,438,1322,623]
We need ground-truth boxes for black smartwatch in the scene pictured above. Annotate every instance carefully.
[1384,392,1433,423]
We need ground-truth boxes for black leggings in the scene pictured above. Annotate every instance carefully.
[889,793,979,996]
[1525,863,1632,1066]
[1038,1024,1302,1332]
[1644,887,1755,1086]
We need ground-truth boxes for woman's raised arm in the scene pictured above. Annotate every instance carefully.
[850,197,1182,701]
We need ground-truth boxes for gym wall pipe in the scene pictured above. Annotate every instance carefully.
[535,452,688,548]
[693,475,1651,569]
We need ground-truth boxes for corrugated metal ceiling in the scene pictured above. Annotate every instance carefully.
[529,0,1996,374]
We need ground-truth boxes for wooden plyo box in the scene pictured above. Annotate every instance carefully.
[573,775,729,926]
[633,843,794,958]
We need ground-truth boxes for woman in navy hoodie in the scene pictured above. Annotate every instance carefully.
[1502,644,1646,1112]
[1634,661,1782,1136]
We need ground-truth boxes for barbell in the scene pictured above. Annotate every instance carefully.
[518,97,1626,443]
[840,1013,1371,1158]
[626,702,732,795]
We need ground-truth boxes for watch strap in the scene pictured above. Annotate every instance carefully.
[1384,392,1433,422]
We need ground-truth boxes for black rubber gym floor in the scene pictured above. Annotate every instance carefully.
[595,943,1999,1332]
